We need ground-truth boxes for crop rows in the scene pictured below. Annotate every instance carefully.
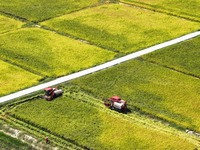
[0,2,199,96]
[72,58,200,132]
[0,0,200,149]
[0,28,116,77]
[142,36,200,78]
[6,88,198,150]
[0,0,100,22]
[41,3,200,54]
[0,15,24,34]
[121,0,200,22]
[0,60,41,96]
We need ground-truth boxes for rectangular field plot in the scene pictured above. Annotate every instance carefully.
[0,28,116,77]
[8,95,197,150]
[0,60,41,96]
[42,4,200,54]
[0,15,24,34]
[142,36,200,77]
[0,0,99,22]
[72,59,200,131]
[121,0,200,21]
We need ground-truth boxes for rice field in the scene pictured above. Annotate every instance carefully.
[8,95,198,150]
[42,3,200,53]
[0,0,100,22]
[142,36,200,77]
[0,15,24,34]
[72,59,200,131]
[0,28,116,77]
[0,60,41,96]
[0,1,200,149]
[121,0,200,21]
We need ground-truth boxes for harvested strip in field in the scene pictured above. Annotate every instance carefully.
[0,15,24,33]
[121,0,200,21]
[0,0,99,22]
[142,36,200,77]
[42,3,200,53]
[0,28,116,77]
[8,96,198,150]
[72,59,200,132]
[0,60,41,96]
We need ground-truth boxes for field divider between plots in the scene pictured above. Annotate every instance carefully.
[119,2,200,23]
[0,11,29,22]
[37,1,110,23]
[1,94,90,150]
[40,25,120,53]
[0,57,46,78]
[3,88,200,146]
[139,58,200,80]
[0,115,85,150]
[0,123,58,150]
[1,31,200,103]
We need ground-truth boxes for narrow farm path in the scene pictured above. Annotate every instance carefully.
[0,31,200,103]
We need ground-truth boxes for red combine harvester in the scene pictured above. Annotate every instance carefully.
[42,87,63,101]
[104,96,127,112]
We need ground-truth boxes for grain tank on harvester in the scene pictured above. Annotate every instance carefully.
[104,96,127,112]
[42,87,63,101]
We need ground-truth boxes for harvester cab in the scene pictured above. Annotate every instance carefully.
[43,87,63,101]
[104,96,127,112]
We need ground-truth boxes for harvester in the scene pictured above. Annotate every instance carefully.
[104,96,127,112]
[42,87,63,101]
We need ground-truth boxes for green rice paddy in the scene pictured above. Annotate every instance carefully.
[121,0,200,21]
[0,60,41,96]
[0,0,99,22]
[142,36,200,77]
[42,4,200,53]
[0,28,116,77]
[8,95,197,150]
[72,59,200,131]
[0,15,24,34]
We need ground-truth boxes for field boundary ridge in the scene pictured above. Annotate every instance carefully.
[119,1,200,23]
[0,31,200,103]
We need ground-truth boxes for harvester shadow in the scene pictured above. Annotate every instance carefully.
[113,108,132,114]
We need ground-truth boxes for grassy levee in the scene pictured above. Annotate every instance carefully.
[121,0,200,22]
[142,36,200,78]
[6,93,198,150]
[0,60,42,96]
[0,28,116,77]
[0,131,31,150]
[72,59,200,132]
[0,15,24,34]
[0,116,84,150]
[0,0,100,22]
[41,4,200,54]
